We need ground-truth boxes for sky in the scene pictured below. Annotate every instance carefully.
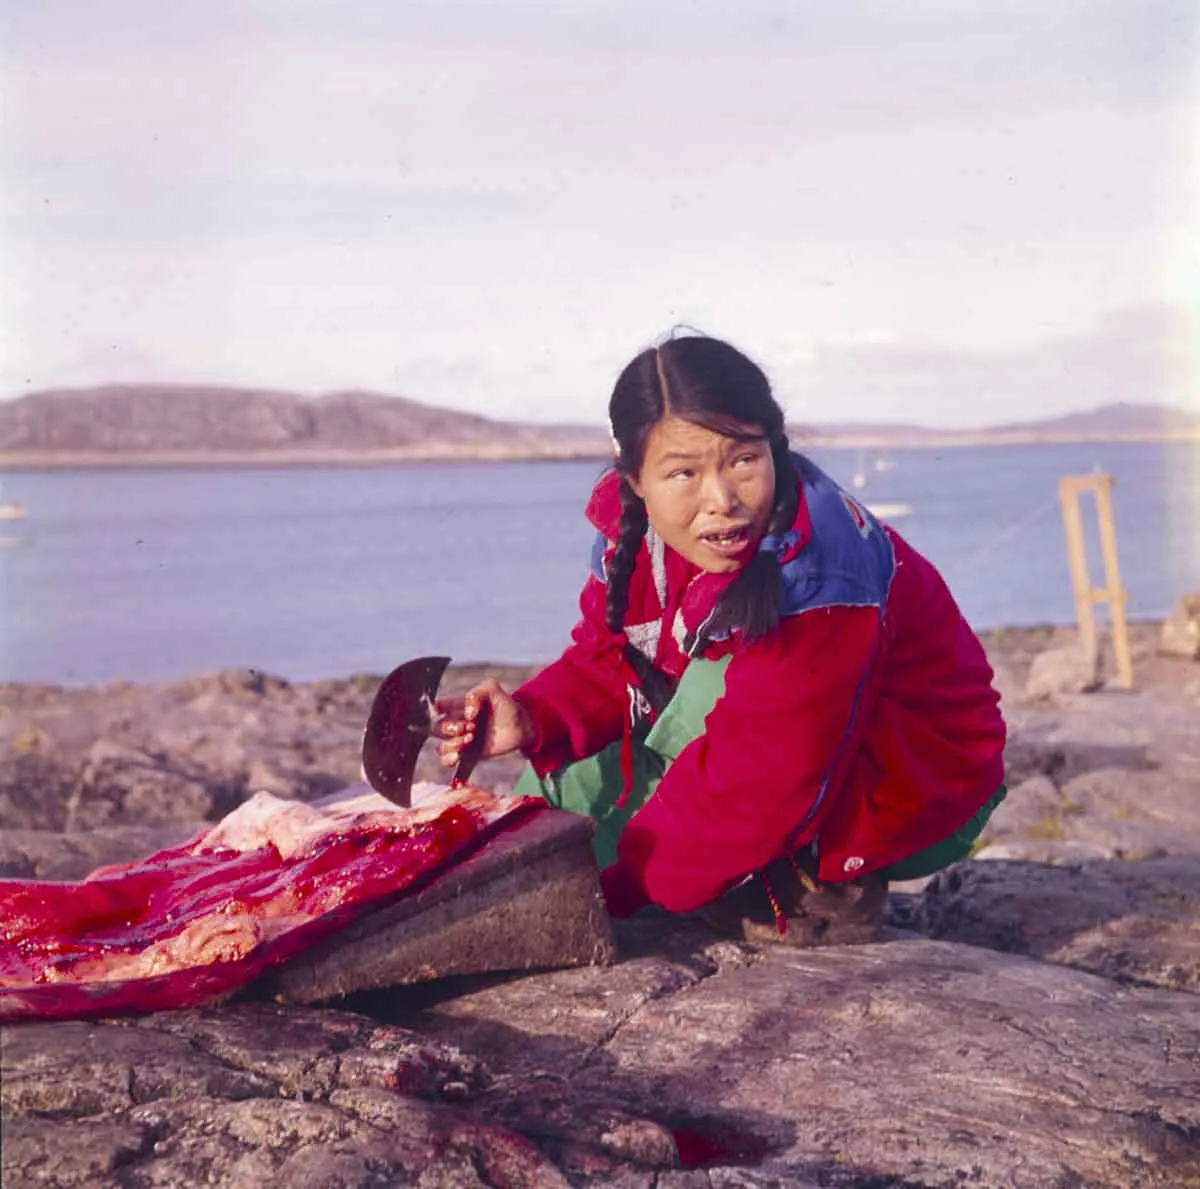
[1,0,1197,428]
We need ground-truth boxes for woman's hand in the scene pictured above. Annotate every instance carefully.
[434,679,536,770]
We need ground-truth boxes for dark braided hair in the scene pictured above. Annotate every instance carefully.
[701,433,799,644]
[605,335,798,679]
[603,476,677,709]
[604,477,648,638]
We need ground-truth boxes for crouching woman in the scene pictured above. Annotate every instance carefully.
[437,334,1006,944]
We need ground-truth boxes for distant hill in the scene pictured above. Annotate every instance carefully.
[794,401,1200,448]
[0,384,1194,467]
[0,384,610,464]
[993,402,1199,438]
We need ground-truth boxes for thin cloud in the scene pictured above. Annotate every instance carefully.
[1,0,1195,423]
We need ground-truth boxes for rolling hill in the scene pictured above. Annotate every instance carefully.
[0,384,608,459]
[0,384,1194,467]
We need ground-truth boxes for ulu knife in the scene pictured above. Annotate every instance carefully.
[361,655,492,806]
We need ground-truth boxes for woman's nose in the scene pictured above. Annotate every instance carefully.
[701,472,738,513]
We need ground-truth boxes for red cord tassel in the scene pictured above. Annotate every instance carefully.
[759,869,788,936]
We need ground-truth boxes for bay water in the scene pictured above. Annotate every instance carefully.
[1,442,1196,686]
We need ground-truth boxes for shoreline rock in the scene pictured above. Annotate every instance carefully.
[3,624,1199,1186]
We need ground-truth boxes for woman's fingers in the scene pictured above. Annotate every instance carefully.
[430,700,471,740]
[436,723,475,766]
[435,690,484,734]
[432,681,515,764]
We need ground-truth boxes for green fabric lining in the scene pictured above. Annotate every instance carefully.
[513,658,729,867]
[515,654,1006,882]
[878,784,1008,881]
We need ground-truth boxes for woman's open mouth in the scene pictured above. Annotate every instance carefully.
[698,525,751,557]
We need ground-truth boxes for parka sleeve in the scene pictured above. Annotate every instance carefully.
[614,605,881,912]
[511,566,631,775]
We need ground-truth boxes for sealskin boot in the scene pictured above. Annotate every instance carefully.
[697,855,888,947]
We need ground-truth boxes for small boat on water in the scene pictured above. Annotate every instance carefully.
[0,501,26,521]
[852,451,896,490]
[847,456,911,520]
[866,501,913,521]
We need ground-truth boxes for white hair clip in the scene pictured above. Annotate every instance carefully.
[609,425,621,457]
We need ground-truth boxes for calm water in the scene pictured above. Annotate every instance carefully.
[1,442,1197,685]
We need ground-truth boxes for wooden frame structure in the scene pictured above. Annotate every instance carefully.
[1058,473,1133,688]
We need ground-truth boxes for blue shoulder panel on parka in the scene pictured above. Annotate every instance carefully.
[778,454,896,618]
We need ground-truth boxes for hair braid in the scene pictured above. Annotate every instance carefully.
[766,435,799,537]
[703,435,796,645]
[604,474,677,712]
[605,477,648,635]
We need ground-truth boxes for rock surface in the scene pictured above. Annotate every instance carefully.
[1160,593,1200,660]
[1024,641,1102,699]
[3,623,1200,1187]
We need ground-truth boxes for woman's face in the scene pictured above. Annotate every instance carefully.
[629,415,776,573]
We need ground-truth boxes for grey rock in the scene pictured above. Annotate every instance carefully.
[712,944,1192,1184]
[974,838,1116,863]
[1025,641,1102,699]
[1,1004,579,1188]
[4,939,1198,1188]
[978,772,1069,846]
[912,855,1200,991]
[0,749,74,831]
[3,637,1200,1187]
[1160,593,1200,660]
[0,823,201,880]
[993,687,1200,862]
[1,1116,157,1186]
[67,739,221,829]
[1057,765,1200,861]
[412,930,1200,1187]
[0,666,530,836]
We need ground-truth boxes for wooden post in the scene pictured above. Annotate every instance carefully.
[1058,478,1097,666]
[1092,477,1134,687]
[1057,474,1133,688]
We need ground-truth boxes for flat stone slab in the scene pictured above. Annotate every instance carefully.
[259,806,617,1005]
[4,929,1199,1186]
[412,928,1200,1187]
[907,855,1200,992]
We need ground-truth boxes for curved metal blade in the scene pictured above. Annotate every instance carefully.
[361,656,450,806]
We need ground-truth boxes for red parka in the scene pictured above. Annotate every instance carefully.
[513,457,1006,913]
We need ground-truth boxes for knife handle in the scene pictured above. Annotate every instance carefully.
[450,698,492,789]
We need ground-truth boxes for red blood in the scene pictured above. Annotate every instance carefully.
[0,798,541,1022]
[673,1126,727,1166]
[672,1123,769,1169]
